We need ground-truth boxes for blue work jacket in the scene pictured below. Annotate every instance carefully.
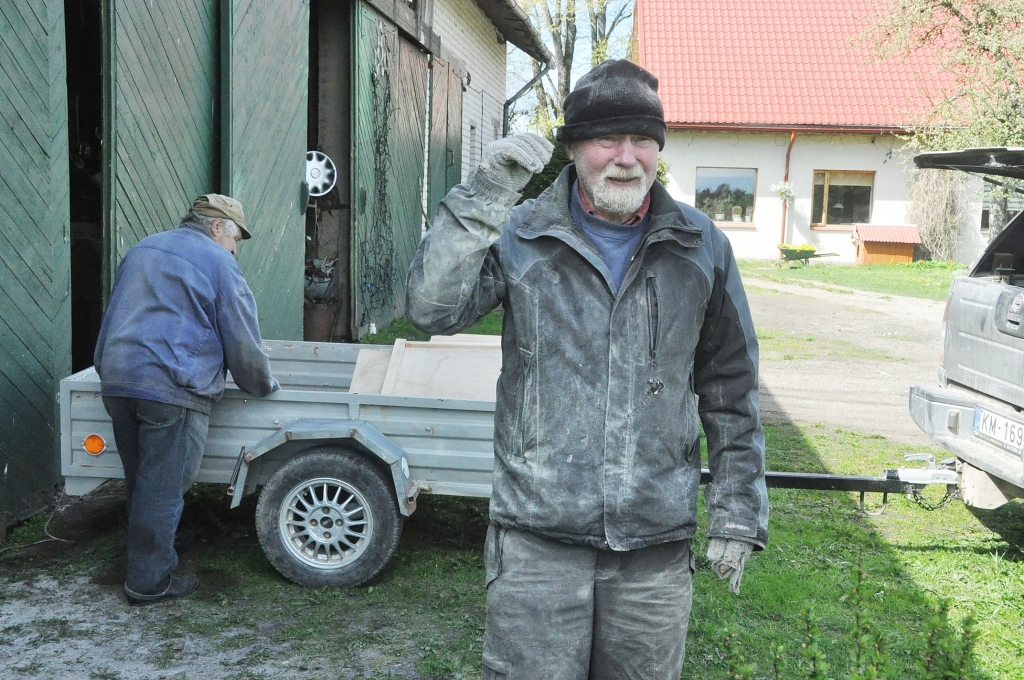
[94,223,276,413]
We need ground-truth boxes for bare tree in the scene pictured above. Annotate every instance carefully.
[522,0,578,129]
[585,0,632,66]
[513,1,635,134]
[906,169,969,261]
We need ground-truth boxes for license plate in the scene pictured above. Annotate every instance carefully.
[974,407,1024,455]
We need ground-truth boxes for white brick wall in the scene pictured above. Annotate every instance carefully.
[433,0,508,181]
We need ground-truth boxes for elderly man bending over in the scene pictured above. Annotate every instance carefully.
[406,60,768,678]
[95,194,278,605]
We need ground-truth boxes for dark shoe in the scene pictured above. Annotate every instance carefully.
[124,573,199,606]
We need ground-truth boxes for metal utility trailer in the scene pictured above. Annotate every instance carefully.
[62,340,496,587]
[62,339,955,588]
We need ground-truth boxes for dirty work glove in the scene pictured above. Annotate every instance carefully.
[476,133,553,193]
[707,538,754,595]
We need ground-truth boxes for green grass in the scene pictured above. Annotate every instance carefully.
[360,309,504,345]
[738,260,966,301]
[4,424,1023,678]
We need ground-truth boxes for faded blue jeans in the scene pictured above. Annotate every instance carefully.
[103,397,209,594]
[482,525,694,680]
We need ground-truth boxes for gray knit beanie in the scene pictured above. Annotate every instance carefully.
[555,59,666,150]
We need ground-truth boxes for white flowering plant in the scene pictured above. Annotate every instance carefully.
[770,180,796,204]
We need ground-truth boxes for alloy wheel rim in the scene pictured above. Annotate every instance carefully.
[278,477,374,570]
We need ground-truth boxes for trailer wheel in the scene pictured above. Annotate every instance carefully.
[255,449,402,588]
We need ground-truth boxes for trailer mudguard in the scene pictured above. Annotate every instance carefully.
[228,418,418,516]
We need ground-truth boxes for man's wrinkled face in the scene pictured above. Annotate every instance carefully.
[568,134,659,223]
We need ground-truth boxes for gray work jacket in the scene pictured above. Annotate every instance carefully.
[406,165,768,551]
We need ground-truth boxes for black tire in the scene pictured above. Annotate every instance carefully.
[255,448,403,587]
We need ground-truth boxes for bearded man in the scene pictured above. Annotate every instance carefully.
[406,59,768,679]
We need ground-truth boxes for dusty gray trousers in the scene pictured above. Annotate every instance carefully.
[482,525,694,680]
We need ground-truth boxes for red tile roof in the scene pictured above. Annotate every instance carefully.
[633,0,953,131]
[854,224,922,244]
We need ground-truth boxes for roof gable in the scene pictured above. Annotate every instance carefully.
[854,224,922,244]
[633,0,953,130]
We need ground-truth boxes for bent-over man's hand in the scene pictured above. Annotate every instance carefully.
[707,538,754,594]
[476,133,554,193]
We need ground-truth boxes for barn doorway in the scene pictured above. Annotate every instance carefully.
[65,0,104,373]
[305,0,353,341]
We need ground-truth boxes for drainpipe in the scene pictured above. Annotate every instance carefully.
[780,130,797,249]
[503,62,552,137]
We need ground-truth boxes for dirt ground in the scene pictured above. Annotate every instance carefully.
[0,280,947,679]
[745,276,945,447]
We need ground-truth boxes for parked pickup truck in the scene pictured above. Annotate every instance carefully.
[910,147,1024,509]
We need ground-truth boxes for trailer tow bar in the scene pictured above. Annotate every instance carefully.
[699,454,960,515]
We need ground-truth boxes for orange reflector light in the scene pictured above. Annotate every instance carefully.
[83,434,106,455]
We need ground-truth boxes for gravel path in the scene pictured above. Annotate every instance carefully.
[745,276,945,446]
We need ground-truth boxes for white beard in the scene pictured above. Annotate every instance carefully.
[582,165,649,222]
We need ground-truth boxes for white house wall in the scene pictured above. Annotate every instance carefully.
[433,0,507,182]
[661,130,985,264]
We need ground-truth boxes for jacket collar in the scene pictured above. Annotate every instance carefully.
[516,165,703,248]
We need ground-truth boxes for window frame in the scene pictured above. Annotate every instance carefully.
[811,170,875,228]
[694,166,758,227]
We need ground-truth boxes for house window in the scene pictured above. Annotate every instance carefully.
[812,171,873,226]
[695,167,757,223]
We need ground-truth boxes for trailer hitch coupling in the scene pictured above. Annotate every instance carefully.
[897,454,961,510]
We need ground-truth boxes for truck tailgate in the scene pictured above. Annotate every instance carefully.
[944,276,1024,408]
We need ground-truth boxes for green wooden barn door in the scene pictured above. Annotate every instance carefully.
[445,64,464,188]
[351,1,428,336]
[426,57,464,224]
[221,0,308,341]
[0,0,71,520]
[102,0,218,285]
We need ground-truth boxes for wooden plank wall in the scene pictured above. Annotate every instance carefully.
[387,37,427,320]
[105,0,218,280]
[351,1,430,337]
[857,242,915,265]
[222,0,308,341]
[426,57,463,224]
[426,56,450,225]
[0,0,71,521]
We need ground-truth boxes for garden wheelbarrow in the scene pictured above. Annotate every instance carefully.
[777,245,839,266]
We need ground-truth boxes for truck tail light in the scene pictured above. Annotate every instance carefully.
[83,434,106,455]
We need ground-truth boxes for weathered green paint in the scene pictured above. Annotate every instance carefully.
[0,0,72,520]
[351,1,428,336]
[389,38,428,317]
[102,0,218,289]
[221,0,308,341]
[427,56,464,223]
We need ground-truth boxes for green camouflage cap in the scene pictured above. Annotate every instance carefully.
[191,194,251,239]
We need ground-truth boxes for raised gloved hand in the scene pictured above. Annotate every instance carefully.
[476,133,553,193]
[707,538,754,595]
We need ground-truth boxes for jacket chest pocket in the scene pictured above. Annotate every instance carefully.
[511,347,536,461]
